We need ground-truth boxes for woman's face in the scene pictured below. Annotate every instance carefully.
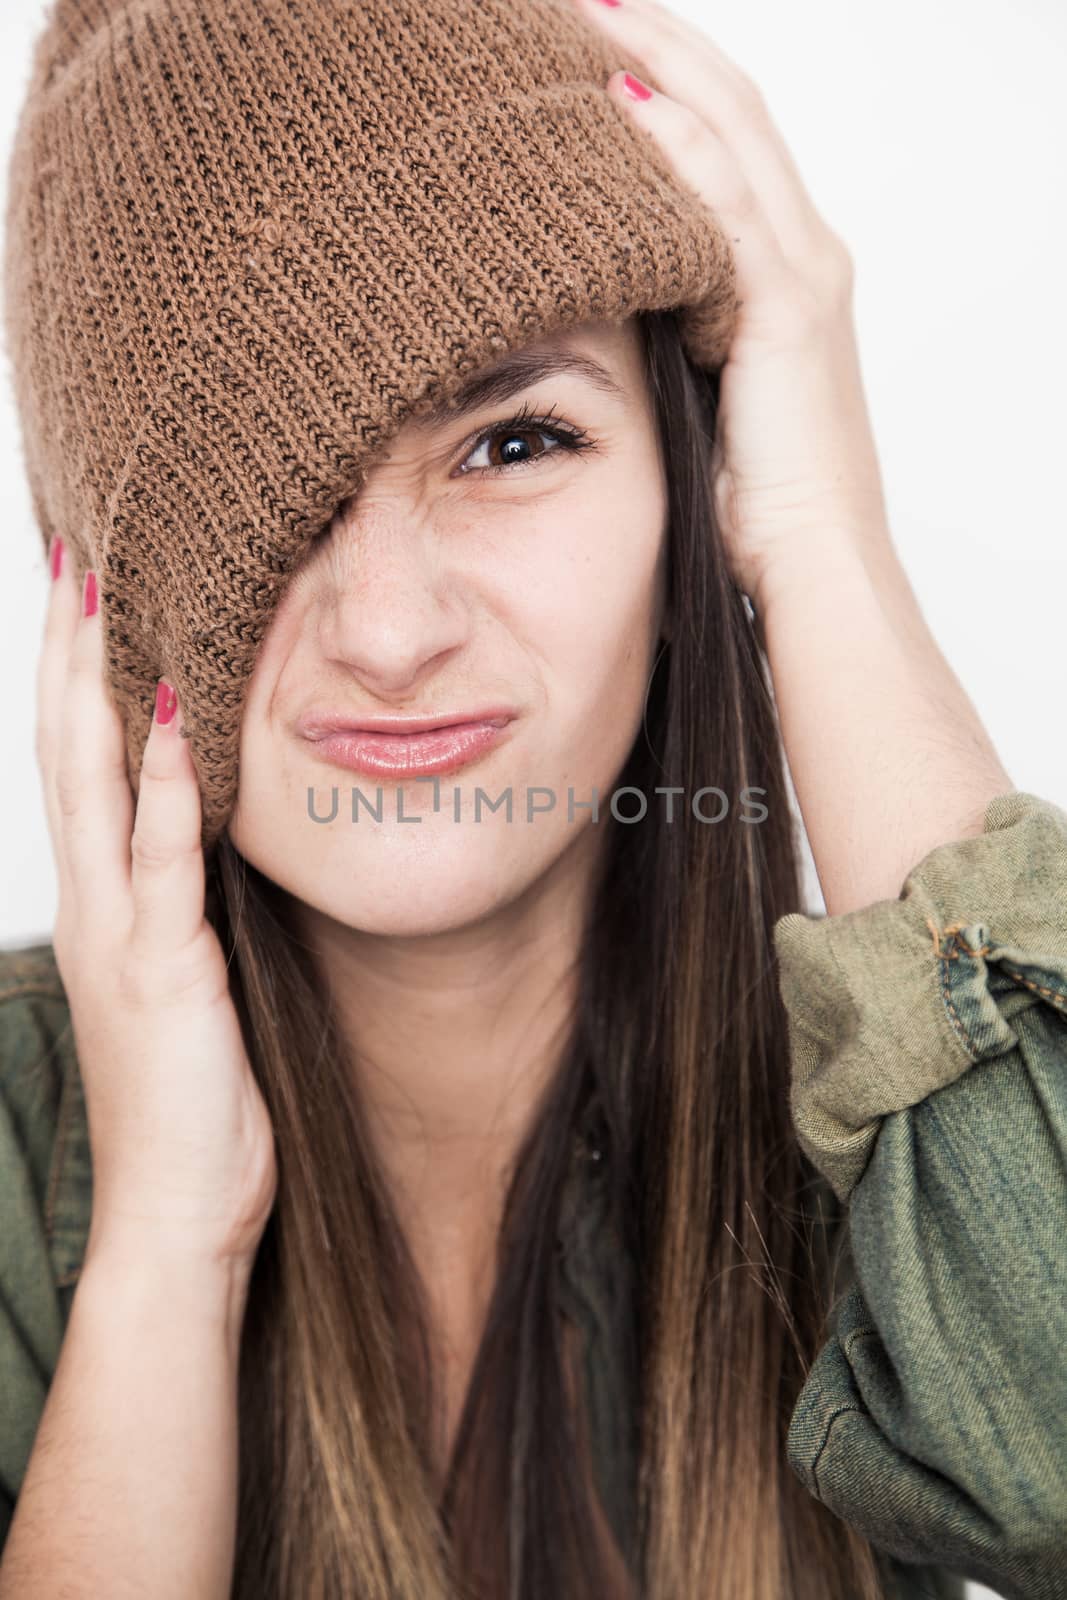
[228,316,669,938]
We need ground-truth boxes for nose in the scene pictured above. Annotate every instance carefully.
[314,507,471,694]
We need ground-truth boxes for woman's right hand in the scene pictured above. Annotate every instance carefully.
[36,539,278,1275]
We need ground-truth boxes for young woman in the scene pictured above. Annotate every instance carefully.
[0,1,1064,1598]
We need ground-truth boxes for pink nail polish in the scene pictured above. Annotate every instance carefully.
[82,570,98,617]
[49,536,65,581]
[595,0,622,7]
[155,679,177,726]
[622,73,653,101]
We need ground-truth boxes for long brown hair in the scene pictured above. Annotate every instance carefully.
[208,307,891,1598]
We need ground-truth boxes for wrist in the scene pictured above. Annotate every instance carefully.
[748,528,870,620]
[748,523,890,626]
[80,1228,255,1353]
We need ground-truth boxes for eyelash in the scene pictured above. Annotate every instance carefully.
[458,400,599,477]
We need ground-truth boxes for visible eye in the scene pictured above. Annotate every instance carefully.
[456,400,599,478]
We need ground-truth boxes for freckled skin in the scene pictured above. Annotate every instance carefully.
[229,315,668,941]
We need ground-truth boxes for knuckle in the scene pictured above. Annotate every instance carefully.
[725,72,769,128]
[678,107,714,161]
[708,151,757,222]
[115,954,157,1010]
[833,248,855,300]
[778,278,827,343]
[819,228,855,297]
[34,721,53,775]
[116,938,207,1011]
[54,763,83,821]
[64,644,91,686]
[631,34,666,81]
[775,236,854,341]
[129,827,175,873]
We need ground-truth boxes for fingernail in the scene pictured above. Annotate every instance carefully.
[49,536,65,581]
[594,0,622,6]
[155,680,177,726]
[82,570,98,617]
[621,73,653,101]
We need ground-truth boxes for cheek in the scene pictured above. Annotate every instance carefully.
[234,597,300,759]
[514,489,666,767]
[229,590,315,836]
[509,460,664,626]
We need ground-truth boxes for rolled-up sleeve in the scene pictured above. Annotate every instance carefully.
[774,790,1067,1599]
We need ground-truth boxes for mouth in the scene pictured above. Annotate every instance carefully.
[298,709,518,780]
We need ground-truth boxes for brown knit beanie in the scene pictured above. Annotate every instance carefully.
[4,0,737,858]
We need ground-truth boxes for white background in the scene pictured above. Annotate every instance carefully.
[1,0,1065,948]
[0,5,1063,1590]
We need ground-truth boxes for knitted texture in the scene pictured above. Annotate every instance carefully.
[3,0,738,856]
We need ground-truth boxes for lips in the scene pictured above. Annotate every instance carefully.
[298,708,515,738]
[298,708,517,779]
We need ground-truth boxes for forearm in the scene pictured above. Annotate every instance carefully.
[0,1243,249,1599]
[755,527,1014,917]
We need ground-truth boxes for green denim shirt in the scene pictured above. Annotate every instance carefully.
[2,789,1066,1598]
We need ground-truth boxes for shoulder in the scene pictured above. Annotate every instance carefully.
[0,938,90,1294]
[0,940,70,1179]
[0,936,69,1022]
[0,940,92,1545]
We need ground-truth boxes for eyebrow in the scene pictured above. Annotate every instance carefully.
[413,349,630,429]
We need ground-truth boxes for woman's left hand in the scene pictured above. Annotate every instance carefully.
[571,0,894,612]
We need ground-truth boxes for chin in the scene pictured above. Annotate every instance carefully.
[230,790,569,936]
[312,872,527,941]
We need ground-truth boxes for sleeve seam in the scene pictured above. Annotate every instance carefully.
[928,918,1067,1055]
[804,1326,882,1487]
[999,960,1067,1013]
[925,917,983,1063]
[808,1400,866,1489]
[841,1324,881,1359]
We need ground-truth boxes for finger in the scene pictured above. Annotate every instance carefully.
[54,564,136,935]
[573,0,831,265]
[605,69,795,304]
[128,682,210,965]
[36,537,81,912]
